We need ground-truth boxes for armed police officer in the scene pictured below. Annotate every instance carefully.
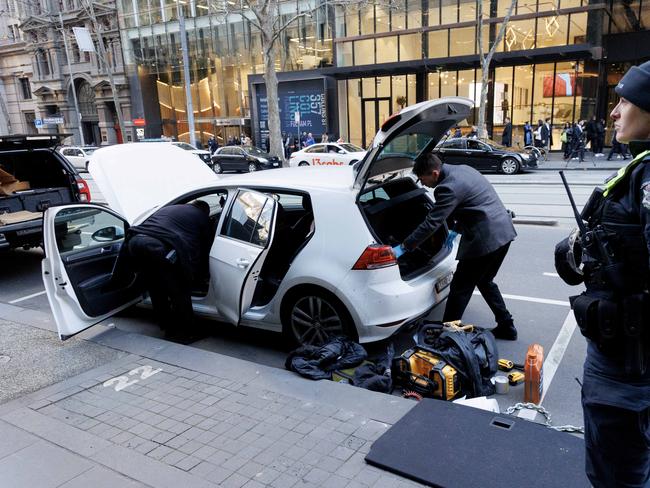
[397,153,518,340]
[556,61,650,487]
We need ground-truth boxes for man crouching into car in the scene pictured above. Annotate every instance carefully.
[397,153,518,340]
[125,200,211,343]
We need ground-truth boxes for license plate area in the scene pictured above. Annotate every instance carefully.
[435,272,453,293]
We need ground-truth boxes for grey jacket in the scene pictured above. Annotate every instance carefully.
[404,164,516,259]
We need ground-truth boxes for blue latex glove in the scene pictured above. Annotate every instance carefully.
[392,244,406,259]
[445,231,458,250]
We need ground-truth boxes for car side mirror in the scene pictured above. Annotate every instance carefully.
[92,226,124,242]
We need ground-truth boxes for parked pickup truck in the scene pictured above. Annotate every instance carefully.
[0,135,92,251]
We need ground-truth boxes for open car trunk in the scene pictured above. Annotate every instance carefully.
[360,177,448,280]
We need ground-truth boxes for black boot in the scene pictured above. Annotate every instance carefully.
[491,323,518,341]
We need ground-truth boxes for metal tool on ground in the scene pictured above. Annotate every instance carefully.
[498,358,525,372]
[508,371,525,385]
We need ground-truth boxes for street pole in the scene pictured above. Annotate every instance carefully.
[177,5,197,148]
[59,12,85,146]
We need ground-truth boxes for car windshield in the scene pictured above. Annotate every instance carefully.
[340,143,363,153]
[174,143,196,151]
[84,148,97,155]
[244,146,268,156]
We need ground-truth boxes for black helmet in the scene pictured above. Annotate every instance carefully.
[554,228,583,286]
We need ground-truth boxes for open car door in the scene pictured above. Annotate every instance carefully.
[42,204,144,339]
[210,189,277,324]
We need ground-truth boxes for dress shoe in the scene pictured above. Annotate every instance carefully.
[491,324,518,341]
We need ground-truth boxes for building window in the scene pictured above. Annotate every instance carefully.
[35,49,50,77]
[24,112,37,134]
[19,78,31,99]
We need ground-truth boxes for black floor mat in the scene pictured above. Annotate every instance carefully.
[365,399,589,488]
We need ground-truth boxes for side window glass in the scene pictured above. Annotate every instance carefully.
[221,191,269,245]
[251,200,273,246]
[467,140,479,150]
[54,208,125,254]
[444,139,464,149]
[62,149,72,156]
[359,188,389,203]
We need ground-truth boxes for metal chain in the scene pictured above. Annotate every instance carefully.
[505,402,585,434]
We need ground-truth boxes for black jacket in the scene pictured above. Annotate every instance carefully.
[129,204,211,282]
[501,123,512,146]
[404,164,516,259]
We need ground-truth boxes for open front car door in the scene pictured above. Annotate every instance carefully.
[42,204,144,339]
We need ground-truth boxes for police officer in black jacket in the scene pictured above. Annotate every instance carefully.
[556,61,650,487]
[399,154,518,340]
[126,200,211,341]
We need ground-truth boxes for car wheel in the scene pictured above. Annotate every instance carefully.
[298,161,309,167]
[349,160,358,166]
[213,162,223,174]
[248,162,257,172]
[85,161,89,172]
[282,288,355,347]
[500,157,519,175]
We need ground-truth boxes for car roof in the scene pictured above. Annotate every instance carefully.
[222,166,354,193]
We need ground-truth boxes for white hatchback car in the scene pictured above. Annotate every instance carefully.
[289,142,366,167]
[59,146,98,171]
[42,97,473,346]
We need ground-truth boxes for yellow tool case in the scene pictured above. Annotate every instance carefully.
[393,348,461,401]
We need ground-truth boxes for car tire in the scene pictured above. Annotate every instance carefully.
[85,161,90,172]
[349,160,358,166]
[500,157,520,175]
[213,162,223,174]
[248,162,257,172]
[282,287,356,347]
[298,161,309,167]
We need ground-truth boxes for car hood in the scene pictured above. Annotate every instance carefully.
[89,143,220,224]
[353,97,473,190]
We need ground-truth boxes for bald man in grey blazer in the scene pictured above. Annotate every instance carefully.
[400,153,518,340]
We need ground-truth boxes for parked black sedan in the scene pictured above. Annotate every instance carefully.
[432,137,537,174]
[211,146,281,173]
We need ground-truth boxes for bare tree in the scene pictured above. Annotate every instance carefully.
[476,0,517,139]
[80,0,126,142]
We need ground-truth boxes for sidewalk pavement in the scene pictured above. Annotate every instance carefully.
[0,313,424,488]
[534,151,628,171]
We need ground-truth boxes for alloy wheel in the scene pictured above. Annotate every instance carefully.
[501,158,519,175]
[290,295,344,346]
[213,163,223,174]
[248,162,257,172]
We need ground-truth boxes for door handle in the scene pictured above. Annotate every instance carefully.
[236,258,250,269]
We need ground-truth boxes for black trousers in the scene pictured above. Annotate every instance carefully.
[583,396,650,487]
[127,234,193,332]
[443,243,513,327]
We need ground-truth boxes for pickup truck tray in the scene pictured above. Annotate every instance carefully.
[16,187,71,212]
[0,210,42,226]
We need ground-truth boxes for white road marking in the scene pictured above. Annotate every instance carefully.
[541,310,577,404]
[9,290,46,304]
[472,291,570,307]
[543,272,560,278]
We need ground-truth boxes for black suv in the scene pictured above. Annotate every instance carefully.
[212,146,281,173]
[0,135,92,251]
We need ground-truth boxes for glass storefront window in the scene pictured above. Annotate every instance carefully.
[532,63,555,129]
[429,0,440,26]
[393,7,406,31]
[408,74,417,105]
[408,4,423,28]
[400,33,422,61]
[457,69,476,123]
[493,67,513,126]
[362,77,376,98]
[428,30,448,58]
[377,76,391,98]
[459,0,477,22]
[440,70,456,97]
[518,0,538,14]
[375,6,390,33]
[360,5,375,35]
[347,79,362,147]
[560,0,582,7]
[569,12,588,43]
[505,19,536,51]
[512,65,534,126]
[428,72,440,100]
[441,0,457,24]
[536,14,568,48]
[450,26,476,56]
[337,41,353,67]
[376,36,398,63]
[354,39,374,65]
[345,7,360,36]
[393,75,407,111]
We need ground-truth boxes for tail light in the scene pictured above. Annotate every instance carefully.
[76,178,91,202]
[352,245,397,270]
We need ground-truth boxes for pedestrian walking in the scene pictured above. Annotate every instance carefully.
[561,123,570,159]
[125,201,212,342]
[607,130,629,160]
[305,133,315,147]
[397,154,518,340]
[524,121,533,146]
[544,118,553,150]
[595,118,606,155]
[556,60,650,488]
[208,137,218,155]
[501,117,512,147]
[586,115,598,152]
[321,133,329,143]
[534,120,545,148]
